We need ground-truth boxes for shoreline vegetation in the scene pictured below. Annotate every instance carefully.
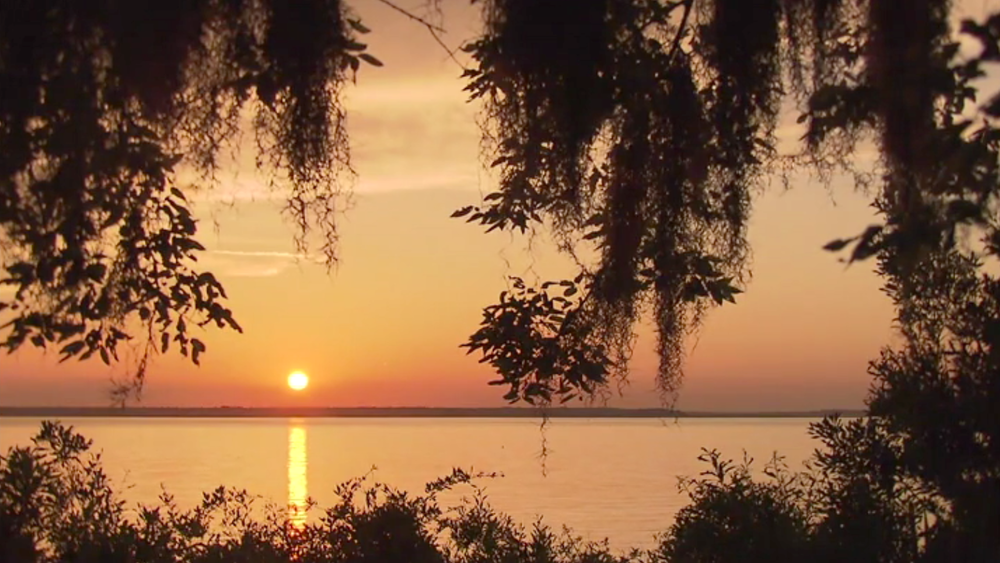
[0,420,953,563]
[0,406,866,418]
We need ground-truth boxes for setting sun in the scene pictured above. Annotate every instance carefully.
[287,371,309,391]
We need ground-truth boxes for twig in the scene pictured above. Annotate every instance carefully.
[375,0,468,70]
[376,0,445,32]
[668,0,696,63]
[430,28,467,70]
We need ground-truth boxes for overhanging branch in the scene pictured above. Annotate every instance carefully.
[375,0,466,69]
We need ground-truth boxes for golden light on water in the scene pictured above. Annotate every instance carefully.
[288,423,308,528]
[288,371,309,391]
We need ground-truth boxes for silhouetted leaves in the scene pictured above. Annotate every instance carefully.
[453,0,907,401]
[454,1,1000,405]
[6,0,1000,419]
[450,206,474,219]
[0,0,378,392]
[823,238,855,252]
[358,53,384,67]
[465,0,739,398]
[0,422,628,563]
[462,276,613,405]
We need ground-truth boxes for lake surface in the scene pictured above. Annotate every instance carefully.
[0,417,820,550]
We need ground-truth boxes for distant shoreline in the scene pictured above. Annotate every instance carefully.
[0,406,866,419]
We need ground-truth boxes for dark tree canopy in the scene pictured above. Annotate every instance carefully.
[2,0,999,406]
[3,1,1000,558]
[461,0,1000,404]
[0,0,379,394]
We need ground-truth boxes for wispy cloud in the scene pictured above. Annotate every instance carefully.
[201,248,327,277]
[209,250,319,260]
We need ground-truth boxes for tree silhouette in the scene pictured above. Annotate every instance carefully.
[647,14,1000,552]
[5,5,1000,559]
[460,0,1000,404]
[0,0,380,393]
[2,0,999,408]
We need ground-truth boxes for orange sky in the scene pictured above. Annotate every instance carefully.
[3,0,998,411]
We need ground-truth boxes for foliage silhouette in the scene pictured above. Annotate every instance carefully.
[4,4,1000,559]
[460,0,1000,404]
[0,0,379,396]
[648,214,1000,562]
[3,0,999,408]
[3,406,995,563]
[0,421,640,563]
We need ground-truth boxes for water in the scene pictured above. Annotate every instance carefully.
[0,416,819,550]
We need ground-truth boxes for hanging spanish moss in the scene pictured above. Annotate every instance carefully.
[868,0,951,211]
[463,0,769,403]
[462,0,618,233]
[462,0,979,406]
[0,0,376,392]
[2,0,992,408]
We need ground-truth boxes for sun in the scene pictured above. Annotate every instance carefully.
[287,371,309,391]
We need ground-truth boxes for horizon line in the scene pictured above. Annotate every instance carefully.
[0,405,867,419]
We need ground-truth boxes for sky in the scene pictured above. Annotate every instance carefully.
[3,0,998,411]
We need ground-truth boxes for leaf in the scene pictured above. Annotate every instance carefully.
[161,332,170,354]
[59,341,85,360]
[358,53,383,67]
[170,187,187,202]
[347,18,371,33]
[823,238,855,252]
[450,206,474,218]
[182,238,206,252]
[849,225,884,263]
[191,339,206,366]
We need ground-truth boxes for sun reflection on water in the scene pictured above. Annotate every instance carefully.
[288,422,308,528]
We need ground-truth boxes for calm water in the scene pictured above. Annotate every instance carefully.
[0,417,819,550]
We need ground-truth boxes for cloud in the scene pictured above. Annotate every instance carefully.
[209,250,318,260]
[202,249,326,278]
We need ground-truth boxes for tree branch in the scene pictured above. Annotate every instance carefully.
[375,0,467,69]
[376,0,445,32]
[668,0,696,62]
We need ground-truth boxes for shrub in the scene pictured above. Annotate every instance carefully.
[0,422,635,563]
